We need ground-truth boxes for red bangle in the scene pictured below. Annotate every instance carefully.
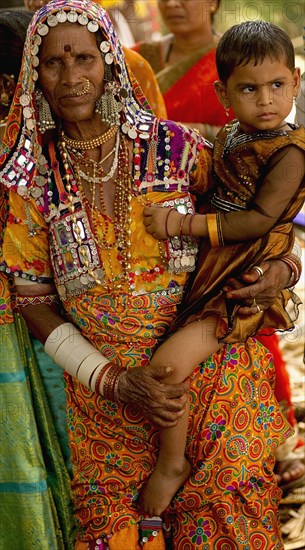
[94,362,112,394]
[179,213,189,236]
[103,363,124,402]
[281,254,302,287]
[165,208,175,238]
[189,214,196,237]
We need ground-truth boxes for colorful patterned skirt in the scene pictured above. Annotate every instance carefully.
[67,332,291,550]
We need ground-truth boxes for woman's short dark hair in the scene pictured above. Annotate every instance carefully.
[0,10,32,76]
[216,20,295,83]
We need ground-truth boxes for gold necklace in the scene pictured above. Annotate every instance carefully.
[59,133,133,296]
[60,124,118,150]
[0,114,8,125]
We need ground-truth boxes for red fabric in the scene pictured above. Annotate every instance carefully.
[163,49,233,127]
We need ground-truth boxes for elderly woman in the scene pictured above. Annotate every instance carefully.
[0,1,299,548]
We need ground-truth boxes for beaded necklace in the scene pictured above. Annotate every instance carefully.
[74,129,120,185]
[59,133,133,296]
[60,124,118,150]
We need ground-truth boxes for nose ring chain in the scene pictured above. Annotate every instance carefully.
[72,78,90,97]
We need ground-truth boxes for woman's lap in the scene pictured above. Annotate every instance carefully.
[68,338,291,548]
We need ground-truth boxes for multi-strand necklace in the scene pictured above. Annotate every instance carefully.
[60,124,117,150]
[59,130,133,296]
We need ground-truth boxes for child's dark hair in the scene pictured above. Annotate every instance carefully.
[216,20,295,83]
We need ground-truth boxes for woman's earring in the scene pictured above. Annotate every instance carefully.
[35,89,56,133]
[95,81,122,127]
[0,92,10,106]
[225,107,230,118]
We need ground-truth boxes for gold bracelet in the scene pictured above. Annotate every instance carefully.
[206,213,220,247]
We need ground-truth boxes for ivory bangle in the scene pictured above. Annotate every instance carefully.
[45,322,111,389]
[77,355,110,388]
[45,322,80,358]
[56,341,101,379]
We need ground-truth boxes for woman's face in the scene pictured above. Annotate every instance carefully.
[158,0,218,35]
[38,22,105,123]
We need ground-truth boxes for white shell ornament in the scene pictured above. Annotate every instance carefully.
[87,20,99,33]
[67,10,78,23]
[105,53,114,65]
[37,24,49,36]
[128,129,137,139]
[47,14,59,27]
[33,34,42,45]
[78,13,89,25]
[100,41,110,53]
[56,10,67,23]
[32,56,39,68]
[20,94,30,107]
[26,119,35,130]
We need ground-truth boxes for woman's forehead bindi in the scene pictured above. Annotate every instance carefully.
[64,44,71,52]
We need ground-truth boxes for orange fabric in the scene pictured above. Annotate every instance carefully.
[123,47,167,119]
[257,329,296,427]
[69,340,289,548]
[75,525,165,549]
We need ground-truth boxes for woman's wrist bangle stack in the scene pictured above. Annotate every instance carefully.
[281,254,302,287]
[44,322,123,402]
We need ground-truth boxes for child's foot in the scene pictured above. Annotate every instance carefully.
[138,458,191,516]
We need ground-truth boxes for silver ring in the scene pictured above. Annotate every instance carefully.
[252,298,257,307]
[256,304,261,313]
[253,266,264,278]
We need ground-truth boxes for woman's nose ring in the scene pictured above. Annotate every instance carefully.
[72,78,90,97]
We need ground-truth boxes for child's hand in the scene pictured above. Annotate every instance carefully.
[143,206,182,239]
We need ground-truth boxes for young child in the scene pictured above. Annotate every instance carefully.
[140,20,305,516]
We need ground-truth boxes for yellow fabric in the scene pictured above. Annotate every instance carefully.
[123,47,167,119]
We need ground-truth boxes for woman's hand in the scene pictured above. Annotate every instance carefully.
[117,364,189,427]
[143,206,181,239]
[224,259,292,315]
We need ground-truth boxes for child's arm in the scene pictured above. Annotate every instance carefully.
[144,145,304,241]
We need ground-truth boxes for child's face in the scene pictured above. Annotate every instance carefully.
[215,56,300,133]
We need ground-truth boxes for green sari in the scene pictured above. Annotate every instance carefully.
[0,311,75,549]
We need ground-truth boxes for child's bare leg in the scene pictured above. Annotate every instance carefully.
[139,317,221,516]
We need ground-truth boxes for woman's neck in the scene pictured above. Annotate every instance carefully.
[62,117,110,142]
[167,29,215,64]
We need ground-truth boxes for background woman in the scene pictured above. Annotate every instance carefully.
[133,0,229,141]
